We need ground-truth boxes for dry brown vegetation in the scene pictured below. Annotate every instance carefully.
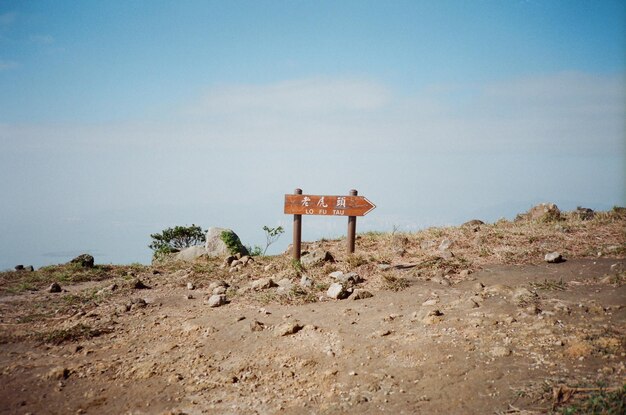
[0,207,624,414]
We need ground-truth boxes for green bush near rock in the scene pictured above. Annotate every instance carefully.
[149,224,206,258]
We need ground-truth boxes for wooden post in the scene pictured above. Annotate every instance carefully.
[347,189,357,254]
[293,188,302,261]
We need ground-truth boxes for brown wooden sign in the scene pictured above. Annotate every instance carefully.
[284,194,376,217]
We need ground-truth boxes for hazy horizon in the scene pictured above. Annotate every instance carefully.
[1,1,624,270]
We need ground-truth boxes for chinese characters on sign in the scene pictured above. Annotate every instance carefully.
[284,194,375,217]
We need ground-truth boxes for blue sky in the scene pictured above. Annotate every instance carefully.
[1,1,624,269]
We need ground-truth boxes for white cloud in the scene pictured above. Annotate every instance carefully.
[2,72,623,158]
[186,77,392,116]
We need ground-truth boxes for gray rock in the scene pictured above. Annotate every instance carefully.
[327,282,349,300]
[545,252,564,263]
[251,277,277,290]
[212,286,227,295]
[70,254,94,268]
[276,278,293,289]
[175,245,207,262]
[438,239,452,251]
[299,275,313,288]
[48,282,62,293]
[377,264,392,271]
[25,265,34,272]
[14,265,24,271]
[329,271,344,279]
[207,294,227,307]
[300,249,334,267]
[205,227,248,257]
[186,282,195,290]
[208,280,229,291]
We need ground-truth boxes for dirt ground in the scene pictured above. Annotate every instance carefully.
[0,209,624,414]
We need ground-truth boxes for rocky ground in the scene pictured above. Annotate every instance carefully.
[0,206,624,414]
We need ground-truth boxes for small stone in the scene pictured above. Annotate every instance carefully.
[212,286,227,295]
[299,275,313,288]
[438,239,452,251]
[377,264,392,271]
[428,309,443,317]
[131,278,150,289]
[327,283,349,300]
[46,367,70,380]
[276,321,303,336]
[48,282,62,293]
[186,282,195,290]
[491,346,512,357]
[351,289,373,300]
[185,294,194,300]
[207,294,227,308]
[14,265,24,271]
[545,252,564,263]
[263,264,273,272]
[329,271,344,279]
[250,320,265,332]
[208,280,229,291]
[422,299,438,306]
[251,277,277,290]
[459,270,471,278]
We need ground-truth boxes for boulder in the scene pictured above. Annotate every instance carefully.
[175,245,207,262]
[205,228,248,257]
[70,254,94,268]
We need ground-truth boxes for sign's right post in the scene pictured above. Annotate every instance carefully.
[347,189,357,254]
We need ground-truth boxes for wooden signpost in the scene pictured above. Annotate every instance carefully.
[284,189,376,260]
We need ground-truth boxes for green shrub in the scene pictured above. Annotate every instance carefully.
[220,230,248,256]
[149,224,205,257]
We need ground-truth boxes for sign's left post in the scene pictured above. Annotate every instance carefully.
[292,188,303,261]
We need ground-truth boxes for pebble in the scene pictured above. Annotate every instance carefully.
[545,252,564,263]
[48,282,62,293]
[206,294,226,307]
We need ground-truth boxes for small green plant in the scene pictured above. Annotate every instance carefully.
[220,230,248,256]
[262,226,284,255]
[247,245,263,257]
[291,259,304,274]
[149,224,205,257]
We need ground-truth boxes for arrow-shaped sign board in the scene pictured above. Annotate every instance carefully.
[284,194,376,217]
